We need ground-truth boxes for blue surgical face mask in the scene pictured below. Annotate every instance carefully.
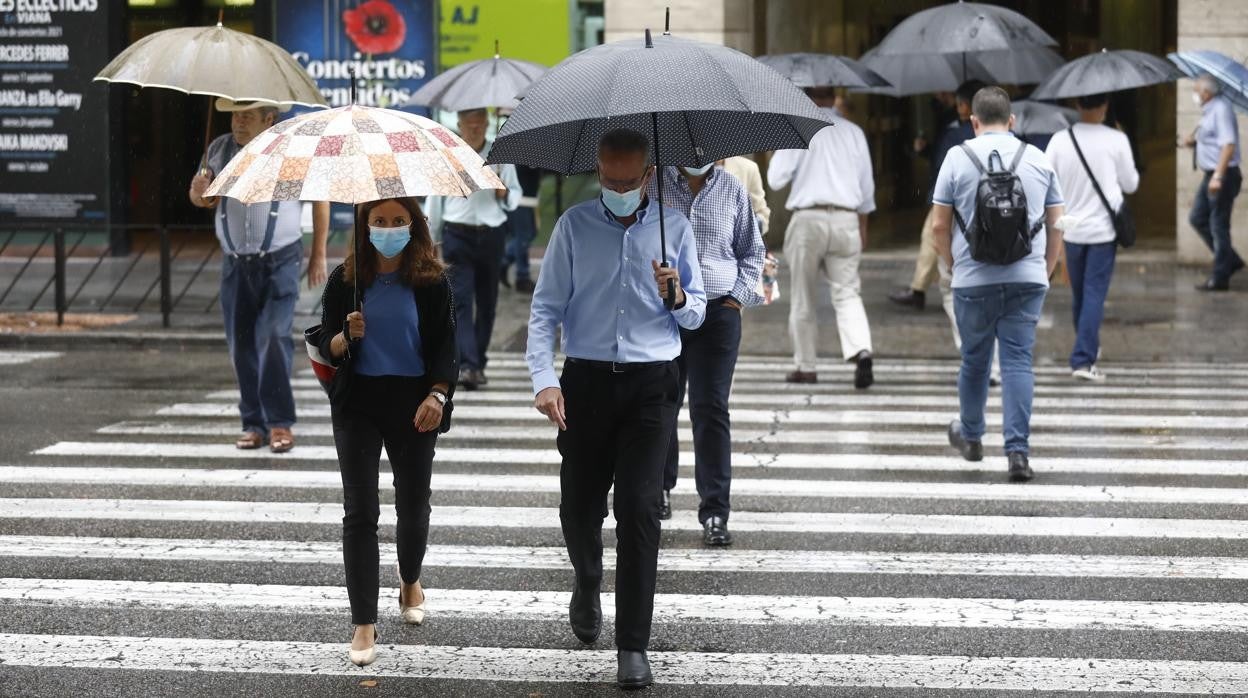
[601,185,644,218]
[682,163,714,176]
[369,226,411,259]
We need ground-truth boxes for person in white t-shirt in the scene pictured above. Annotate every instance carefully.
[1045,93,1139,382]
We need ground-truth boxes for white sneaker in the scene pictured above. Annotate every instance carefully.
[1072,365,1106,382]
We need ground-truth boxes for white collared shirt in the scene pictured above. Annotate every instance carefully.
[767,108,875,214]
[426,139,522,240]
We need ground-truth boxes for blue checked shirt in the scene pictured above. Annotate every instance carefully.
[647,167,766,306]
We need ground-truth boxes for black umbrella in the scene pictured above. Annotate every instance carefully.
[756,53,891,89]
[488,30,832,306]
[858,47,1063,96]
[1030,49,1183,100]
[870,1,1058,83]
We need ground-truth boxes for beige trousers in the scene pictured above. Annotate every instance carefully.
[910,206,941,291]
[784,209,873,371]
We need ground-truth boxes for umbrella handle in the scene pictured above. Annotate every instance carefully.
[662,262,676,310]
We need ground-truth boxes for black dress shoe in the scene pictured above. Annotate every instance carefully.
[568,582,601,644]
[853,351,874,390]
[785,370,817,384]
[658,489,672,520]
[947,420,983,462]
[515,278,536,294]
[888,288,926,310]
[474,368,489,386]
[617,650,652,690]
[703,516,732,546]
[457,368,479,391]
[1008,452,1034,482]
[1196,278,1229,292]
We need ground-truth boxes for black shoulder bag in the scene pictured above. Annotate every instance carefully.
[1067,126,1136,249]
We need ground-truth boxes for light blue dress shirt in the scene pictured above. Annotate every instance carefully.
[647,167,766,306]
[425,139,521,241]
[202,134,302,255]
[1197,95,1240,171]
[526,197,707,395]
[932,131,1064,289]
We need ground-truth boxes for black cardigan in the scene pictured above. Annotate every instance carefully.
[318,263,458,401]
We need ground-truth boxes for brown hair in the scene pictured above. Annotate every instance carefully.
[344,197,444,288]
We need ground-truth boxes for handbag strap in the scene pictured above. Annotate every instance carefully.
[1067,126,1117,221]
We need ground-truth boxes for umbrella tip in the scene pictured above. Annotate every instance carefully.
[645,28,653,48]
[664,7,671,35]
[494,38,500,58]
[216,8,223,27]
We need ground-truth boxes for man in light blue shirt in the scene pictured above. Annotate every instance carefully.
[425,108,521,388]
[1183,74,1244,290]
[526,128,705,689]
[931,86,1065,483]
[645,164,764,545]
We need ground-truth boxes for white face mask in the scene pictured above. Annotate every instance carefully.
[1192,92,1204,106]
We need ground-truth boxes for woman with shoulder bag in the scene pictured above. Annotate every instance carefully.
[317,196,457,666]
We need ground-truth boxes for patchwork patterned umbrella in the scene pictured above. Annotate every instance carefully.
[205,104,504,204]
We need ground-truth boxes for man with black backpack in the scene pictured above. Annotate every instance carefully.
[931,87,1065,482]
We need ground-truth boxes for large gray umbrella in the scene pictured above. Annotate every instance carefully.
[1031,49,1183,100]
[404,42,547,112]
[873,1,1058,58]
[756,53,890,89]
[488,30,832,305]
[859,47,1064,96]
[1011,100,1077,135]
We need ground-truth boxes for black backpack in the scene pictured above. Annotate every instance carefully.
[953,143,1042,265]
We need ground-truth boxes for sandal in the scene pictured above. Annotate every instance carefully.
[269,427,294,454]
[235,432,264,450]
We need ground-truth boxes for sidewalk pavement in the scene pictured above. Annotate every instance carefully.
[2,251,1244,364]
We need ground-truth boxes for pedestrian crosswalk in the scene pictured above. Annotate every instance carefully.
[4,353,1248,694]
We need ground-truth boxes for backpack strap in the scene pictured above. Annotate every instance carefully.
[1067,126,1117,221]
[1007,141,1028,172]
[958,143,986,174]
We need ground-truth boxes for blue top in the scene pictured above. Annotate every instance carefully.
[526,196,707,395]
[932,130,1064,289]
[931,119,976,189]
[1197,95,1240,171]
[646,167,766,306]
[354,271,426,377]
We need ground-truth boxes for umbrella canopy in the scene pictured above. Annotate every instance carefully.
[872,1,1057,58]
[756,53,890,89]
[488,32,833,174]
[94,20,326,109]
[1010,100,1077,135]
[405,47,547,112]
[1169,50,1248,112]
[1031,49,1183,100]
[204,105,503,205]
[859,47,1064,96]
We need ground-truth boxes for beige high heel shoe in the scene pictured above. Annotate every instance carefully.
[396,563,426,625]
[348,625,378,667]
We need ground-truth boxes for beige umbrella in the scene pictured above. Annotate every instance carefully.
[94,13,327,170]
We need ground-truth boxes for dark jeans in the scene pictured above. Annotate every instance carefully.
[502,206,538,282]
[443,223,506,371]
[219,241,300,435]
[1065,241,1116,370]
[953,283,1047,456]
[1189,167,1244,283]
[557,359,679,651]
[332,374,438,625]
[663,299,743,523]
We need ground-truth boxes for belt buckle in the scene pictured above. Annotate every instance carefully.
[611,361,624,374]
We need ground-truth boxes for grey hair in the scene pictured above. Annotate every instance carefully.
[1196,74,1221,95]
[971,86,1012,127]
[598,128,653,166]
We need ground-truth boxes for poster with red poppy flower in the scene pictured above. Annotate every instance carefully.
[274,0,434,109]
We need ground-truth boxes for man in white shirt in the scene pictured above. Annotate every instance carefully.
[1045,93,1139,381]
[767,88,875,389]
[426,108,521,389]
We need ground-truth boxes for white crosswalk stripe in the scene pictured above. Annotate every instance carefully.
[7,353,1248,693]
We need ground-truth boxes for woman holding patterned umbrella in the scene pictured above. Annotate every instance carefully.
[318,196,457,666]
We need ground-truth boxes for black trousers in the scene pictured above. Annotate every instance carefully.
[557,359,679,651]
[331,374,437,625]
[663,299,743,522]
[443,222,507,371]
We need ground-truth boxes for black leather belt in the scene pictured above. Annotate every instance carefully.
[445,222,493,232]
[566,358,671,374]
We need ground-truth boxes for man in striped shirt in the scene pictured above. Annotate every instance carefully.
[647,163,765,546]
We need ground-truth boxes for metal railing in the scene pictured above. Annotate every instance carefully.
[0,223,351,328]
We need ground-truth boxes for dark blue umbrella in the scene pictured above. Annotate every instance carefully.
[1031,49,1182,100]
[1169,50,1248,112]
[487,30,832,306]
